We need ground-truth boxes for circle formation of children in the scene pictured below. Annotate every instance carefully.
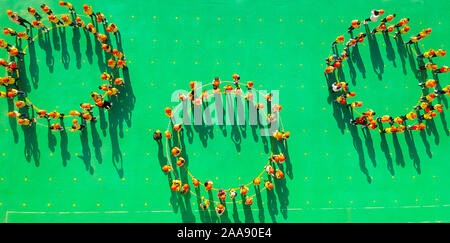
[2,3,127,132]
[325,9,447,134]
[154,75,290,215]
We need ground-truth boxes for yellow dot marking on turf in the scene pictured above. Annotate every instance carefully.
[97,204,100,206]
[98,178,102,181]
[23,203,26,207]
[73,204,76,207]
[122,178,126,181]
[48,204,51,207]
[24,178,28,181]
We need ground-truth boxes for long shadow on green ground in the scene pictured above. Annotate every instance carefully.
[157,93,291,222]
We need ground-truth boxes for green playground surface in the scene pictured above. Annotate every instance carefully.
[0,0,449,223]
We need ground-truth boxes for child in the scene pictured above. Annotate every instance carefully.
[86,23,96,34]
[49,123,64,132]
[200,197,210,210]
[106,23,119,34]
[80,103,95,111]
[18,117,35,127]
[82,112,96,123]
[380,14,396,24]
[171,147,181,157]
[344,38,357,50]
[264,180,274,190]
[433,49,446,58]
[3,27,18,37]
[217,189,227,201]
[331,35,345,46]
[7,11,31,30]
[0,39,11,49]
[180,184,189,194]
[417,49,435,61]
[114,78,124,86]
[435,65,449,74]
[49,110,65,120]
[393,25,410,38]
[418,62,438,72]
[364,9,384,24]
[48,14,64,25]
[162,165,173,173]
[83,5,94,17]
[229,189,237,200]
[15,100,31,109]
[112,49,124,60]
[40,4,54,15]
[96,12,107,24]
[245,197,254,206]
[61,14,76,28]
[18,32,33,42]
[102,43,112,53]
[418,79,437,89]
[70,119,86,132]
[75,17,86,28]
[31,20,49,32]
[215,204,225,216]
[96,99,112,110]
[37,109,50,120]
[371,23,386,35]
[116,59,127,69]
[205,180,213,191]
[96,33,108,43]
[69,110,81,117]
[240,185,249,195]
[176,157,185,167]
[435,85,450,96]
[153,130,162,141]
[394,18,409,28]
